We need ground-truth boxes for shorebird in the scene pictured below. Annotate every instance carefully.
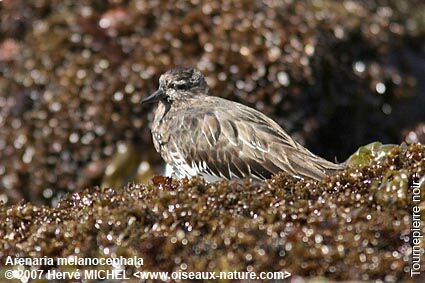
[143,67,342,181]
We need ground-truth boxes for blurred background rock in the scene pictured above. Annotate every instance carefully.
[0,0,424,205]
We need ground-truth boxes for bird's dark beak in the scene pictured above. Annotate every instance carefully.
[142,89,164,104]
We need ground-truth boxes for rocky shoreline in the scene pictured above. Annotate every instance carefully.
[1,143,423,281]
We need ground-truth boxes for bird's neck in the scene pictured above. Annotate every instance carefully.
[153,100,171,127]
[155,90,209,123]
[171,93,207,109]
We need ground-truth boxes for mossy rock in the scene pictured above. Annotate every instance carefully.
[0,143,424,281]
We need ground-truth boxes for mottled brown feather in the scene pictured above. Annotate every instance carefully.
[152,95,342,181]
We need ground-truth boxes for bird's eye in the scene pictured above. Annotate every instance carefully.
[172,83,188,90]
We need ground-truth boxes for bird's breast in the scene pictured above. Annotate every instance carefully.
[151,103,172,152]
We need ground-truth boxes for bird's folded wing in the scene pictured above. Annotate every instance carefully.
[165,104,336,181]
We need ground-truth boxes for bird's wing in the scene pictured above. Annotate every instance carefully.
[165,99,339,181]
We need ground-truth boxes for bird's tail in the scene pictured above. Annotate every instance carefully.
[287,145,345,181]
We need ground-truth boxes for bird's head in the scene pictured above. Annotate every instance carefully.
[142,67,208,104]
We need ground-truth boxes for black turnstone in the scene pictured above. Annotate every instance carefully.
[143,67,343,181]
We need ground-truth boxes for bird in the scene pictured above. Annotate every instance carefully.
[142,67,343,182]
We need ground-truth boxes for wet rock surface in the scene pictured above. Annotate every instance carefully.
[0,0,424,204]
[0,144,423,281]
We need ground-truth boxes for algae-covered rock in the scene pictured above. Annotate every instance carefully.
[1,0,424,205]
[0,143,423,282]
[345,142,397,167]
[374,169,410,208]
[101,143,154,189]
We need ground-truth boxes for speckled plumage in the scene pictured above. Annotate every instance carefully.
[144,68,342,181]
